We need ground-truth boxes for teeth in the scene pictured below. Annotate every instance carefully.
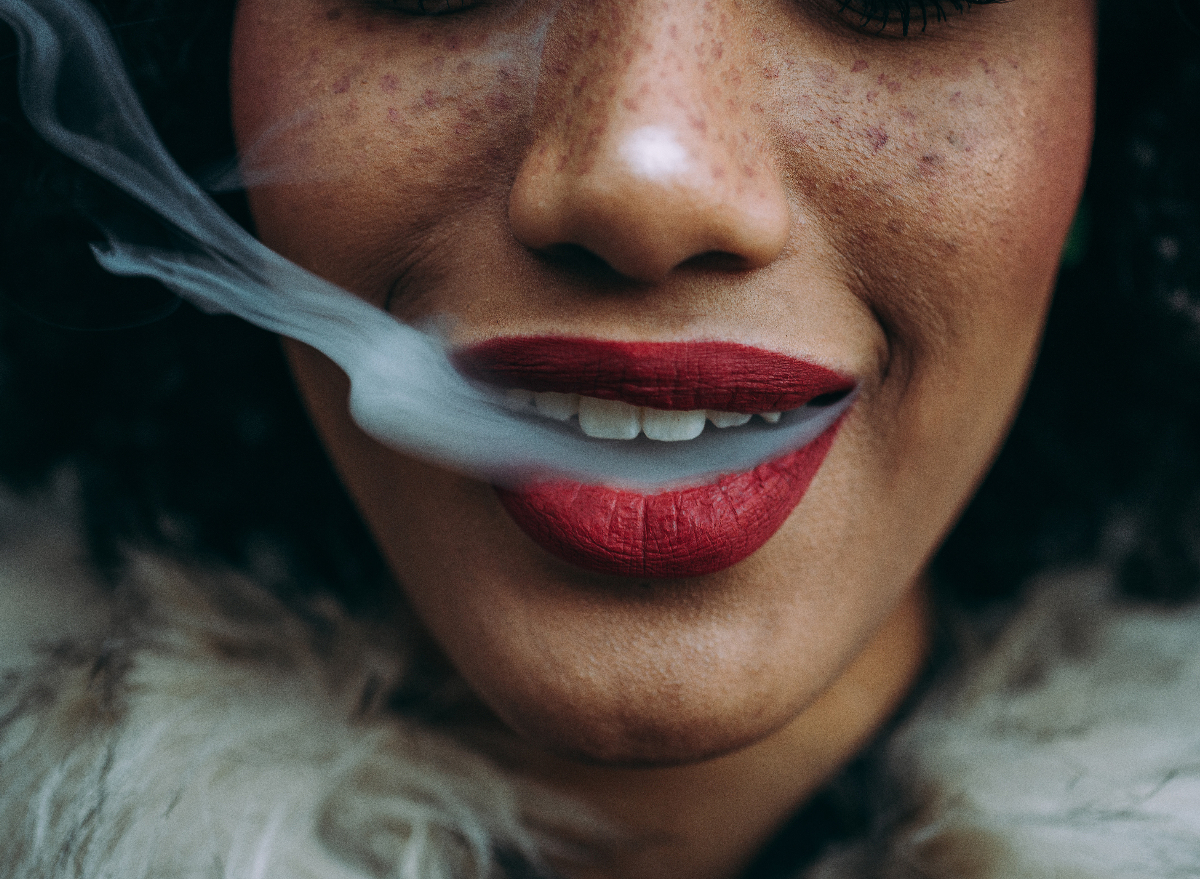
[578,397,642,440]
[643,408,707,442]
[533,391,580,421]
[517,391,784,440]
[707,410,753,429]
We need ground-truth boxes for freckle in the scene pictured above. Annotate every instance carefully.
[865,127,888,152]
[325,7,342,20]
[622,97,640,112]
[332,75,350,94]
[381,74,398,93]
[486,91,512,113]
[422,89,439,108]
[812,63,835,84]
[669,23,680,39]
[852,60,868,73]
[887,81,901,94]
[866,91,878,103]
[886,218,903,234]
[387,107,401,124]
[587,29,601,48]
[711,164,727,180]
[949,91,963,107]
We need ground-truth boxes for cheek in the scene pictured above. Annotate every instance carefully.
[760,21,1094,321]
[229,0,543,293]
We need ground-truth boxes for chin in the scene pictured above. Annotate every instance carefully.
[491,679,791,767]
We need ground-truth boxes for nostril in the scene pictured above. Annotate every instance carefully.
[537,245,752,285]
[538,243,644,286]
[678,251,753,274]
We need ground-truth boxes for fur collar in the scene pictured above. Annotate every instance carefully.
[4,487,1200,878]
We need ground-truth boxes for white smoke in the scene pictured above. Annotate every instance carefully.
[0,0,852,488]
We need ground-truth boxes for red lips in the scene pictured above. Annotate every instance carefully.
[455,337,854,579]
[456,337,852,412]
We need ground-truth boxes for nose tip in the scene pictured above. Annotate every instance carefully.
[509,121,791,285]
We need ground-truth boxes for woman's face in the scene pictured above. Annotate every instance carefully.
[231,0,1095,763]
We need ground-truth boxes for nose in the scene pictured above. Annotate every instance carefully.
[507,2,791,285]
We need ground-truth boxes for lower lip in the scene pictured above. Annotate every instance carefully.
[496,418,844,579]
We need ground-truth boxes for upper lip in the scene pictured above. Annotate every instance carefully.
[453,336,855,413]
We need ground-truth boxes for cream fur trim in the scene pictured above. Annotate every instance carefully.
[812,571,1200,878]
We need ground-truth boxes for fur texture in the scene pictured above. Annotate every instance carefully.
[4,486,1200,878]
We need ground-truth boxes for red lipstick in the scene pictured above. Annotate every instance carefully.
[456,337,852,412]
[455,337,854,579]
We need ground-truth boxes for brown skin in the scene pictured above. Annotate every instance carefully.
[231,1,1096,876]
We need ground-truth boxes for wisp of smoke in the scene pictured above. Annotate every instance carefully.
[0,0,852,488]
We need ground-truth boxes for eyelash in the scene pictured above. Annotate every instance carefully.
[379,0,476,14]
[836,0,1008,36]
[376,0,1007,37]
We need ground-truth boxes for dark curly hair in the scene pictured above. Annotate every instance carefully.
[1,0,1198,610]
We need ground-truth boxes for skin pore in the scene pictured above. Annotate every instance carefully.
[230,1,1096,877]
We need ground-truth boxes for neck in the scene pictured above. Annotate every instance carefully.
[485,581,931,879]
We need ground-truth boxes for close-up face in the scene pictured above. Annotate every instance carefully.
[230,0,1096,765]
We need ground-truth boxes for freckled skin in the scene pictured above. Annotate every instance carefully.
[231,2,1094,872]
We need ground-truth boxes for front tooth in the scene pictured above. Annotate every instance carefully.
[643,408,707,441]
[760,411,782,424]
[707,410,753,429]
[534,391,580,421]
[578,397,642,439]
